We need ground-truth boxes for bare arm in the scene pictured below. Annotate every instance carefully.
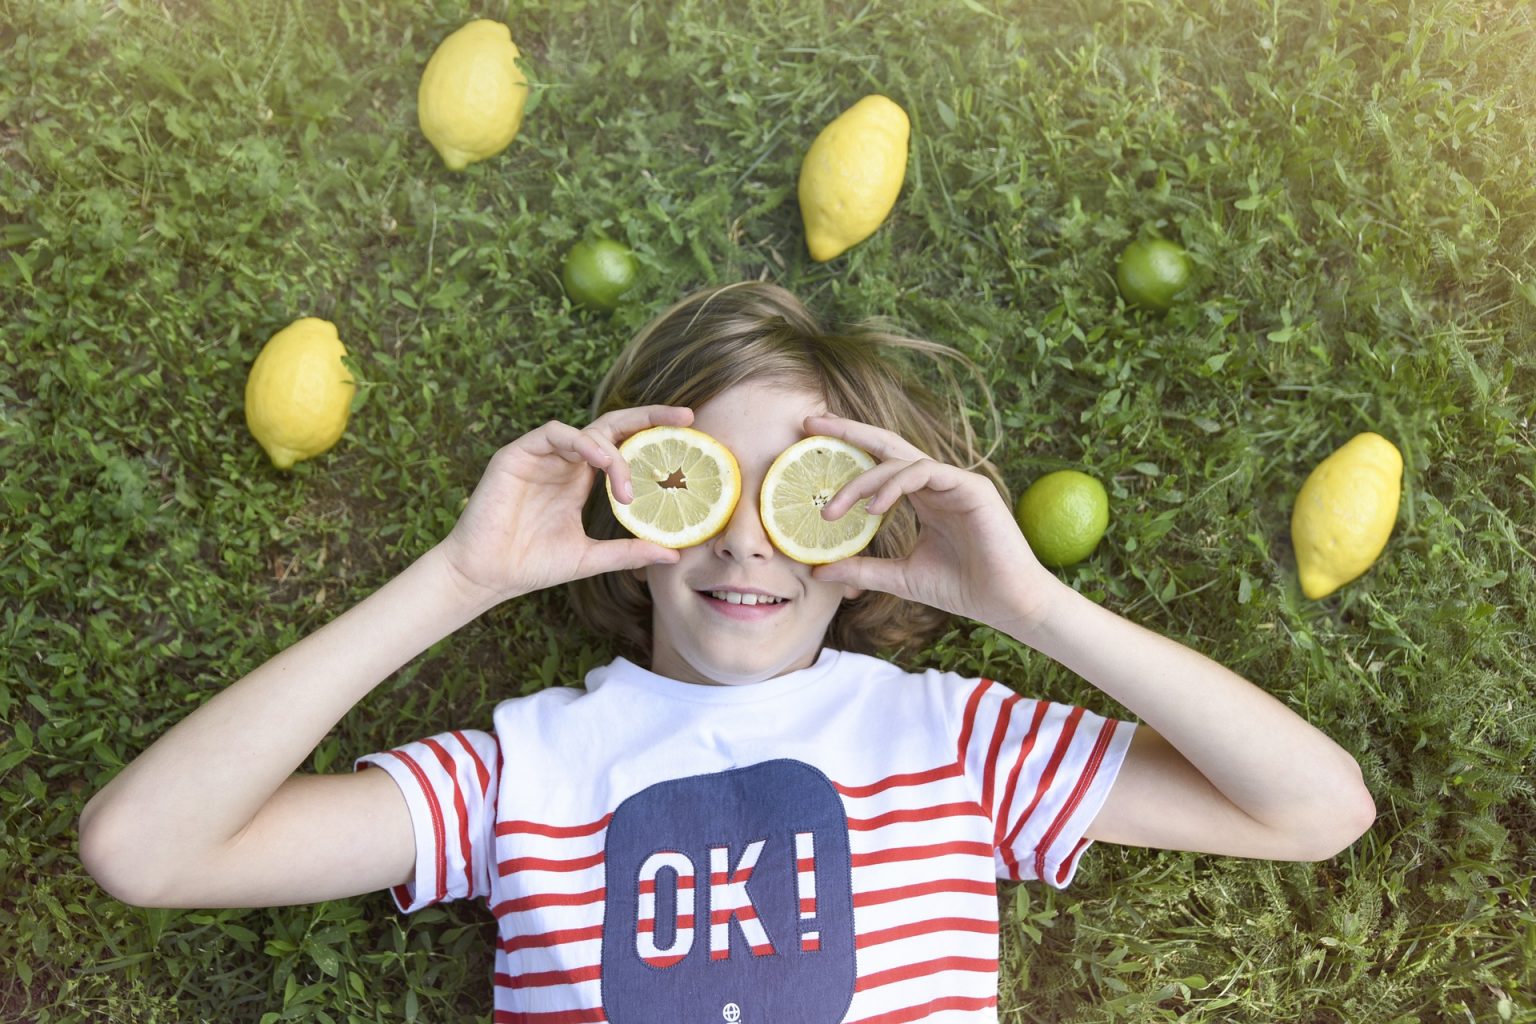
[78,546,493,907]
[79,406,691,909]
[1004,581,1376,860]
[806,412,1375,862]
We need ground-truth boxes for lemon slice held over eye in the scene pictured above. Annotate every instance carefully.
[607,427,742,548]
[760,436,883,564]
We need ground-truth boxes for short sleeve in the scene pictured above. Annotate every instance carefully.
[955,678,1135,888]
[355,728,501,913]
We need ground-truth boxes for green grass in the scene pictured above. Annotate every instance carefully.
[3,0,1534,1020]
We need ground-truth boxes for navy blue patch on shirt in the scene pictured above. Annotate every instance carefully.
[601,759,855,1023]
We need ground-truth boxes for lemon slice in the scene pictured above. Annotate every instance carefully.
[607,427,742,548]
[761,436,883,564]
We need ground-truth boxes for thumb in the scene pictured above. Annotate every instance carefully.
[813,555,905,598]
[586,538,680,577]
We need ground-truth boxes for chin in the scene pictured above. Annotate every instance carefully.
[693,655,780,686]
[677,646,806,686]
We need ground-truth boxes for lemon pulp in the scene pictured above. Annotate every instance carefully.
[629,437,730,531]
[608,427,741,548]
[761,437,882,564]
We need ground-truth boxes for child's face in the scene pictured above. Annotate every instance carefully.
[638,379,864,686]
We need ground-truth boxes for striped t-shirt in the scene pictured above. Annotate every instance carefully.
[357,647,1134,1024]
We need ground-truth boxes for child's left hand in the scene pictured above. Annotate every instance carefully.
[805,414,1063,637]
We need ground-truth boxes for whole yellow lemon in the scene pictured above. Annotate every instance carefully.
[1291,432,1403,599]
[798,95,910,261]
[418,20,528,171]
[245,318,356,470]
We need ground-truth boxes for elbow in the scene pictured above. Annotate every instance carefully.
[78,802,170,908]
[1299,773,1378,862]
[1337,778,1378,853]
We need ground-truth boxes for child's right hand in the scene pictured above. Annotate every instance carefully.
[77,403,692,911]
[436,405,693,603]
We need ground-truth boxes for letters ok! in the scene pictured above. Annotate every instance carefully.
[634,832,821,966]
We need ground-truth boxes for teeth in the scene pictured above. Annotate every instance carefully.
[708,591,785,606]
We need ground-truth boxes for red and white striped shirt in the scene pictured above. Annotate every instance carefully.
[357,648,1134,1024]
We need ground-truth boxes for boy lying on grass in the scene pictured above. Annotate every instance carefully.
[80,281,1375,1021]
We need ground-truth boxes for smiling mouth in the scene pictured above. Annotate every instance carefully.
[701,590,789,606]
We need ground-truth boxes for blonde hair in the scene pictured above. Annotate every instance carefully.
[567,281,1006,664]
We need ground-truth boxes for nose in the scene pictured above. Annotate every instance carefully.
[710,487,775,563]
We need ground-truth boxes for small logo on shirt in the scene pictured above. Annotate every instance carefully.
[721,1003,742,1023]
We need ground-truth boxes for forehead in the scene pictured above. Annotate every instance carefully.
[691,380,828,457]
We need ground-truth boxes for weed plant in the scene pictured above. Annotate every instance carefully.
[2,0,1533,1021]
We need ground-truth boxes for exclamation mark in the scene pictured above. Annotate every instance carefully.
[794,830,819,952]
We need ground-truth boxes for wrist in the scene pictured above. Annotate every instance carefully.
[422,541,516,620]
[993,573,1081,647]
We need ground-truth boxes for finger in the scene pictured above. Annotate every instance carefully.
[590,404,695,445]
[578,429,635,504]
[532,422,648,505]
[822,459,915,520]
[533,422,618,489]
[863,459,968,515]
[589,406,696,504]
[583,538,680,577]
[812,554,908,598]
[857,458,981,517]
[803,413,930,463]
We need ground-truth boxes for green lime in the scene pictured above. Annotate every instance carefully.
[1115,237,1191,312]
[1015,469,1109,568]
[562,239,637,311]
